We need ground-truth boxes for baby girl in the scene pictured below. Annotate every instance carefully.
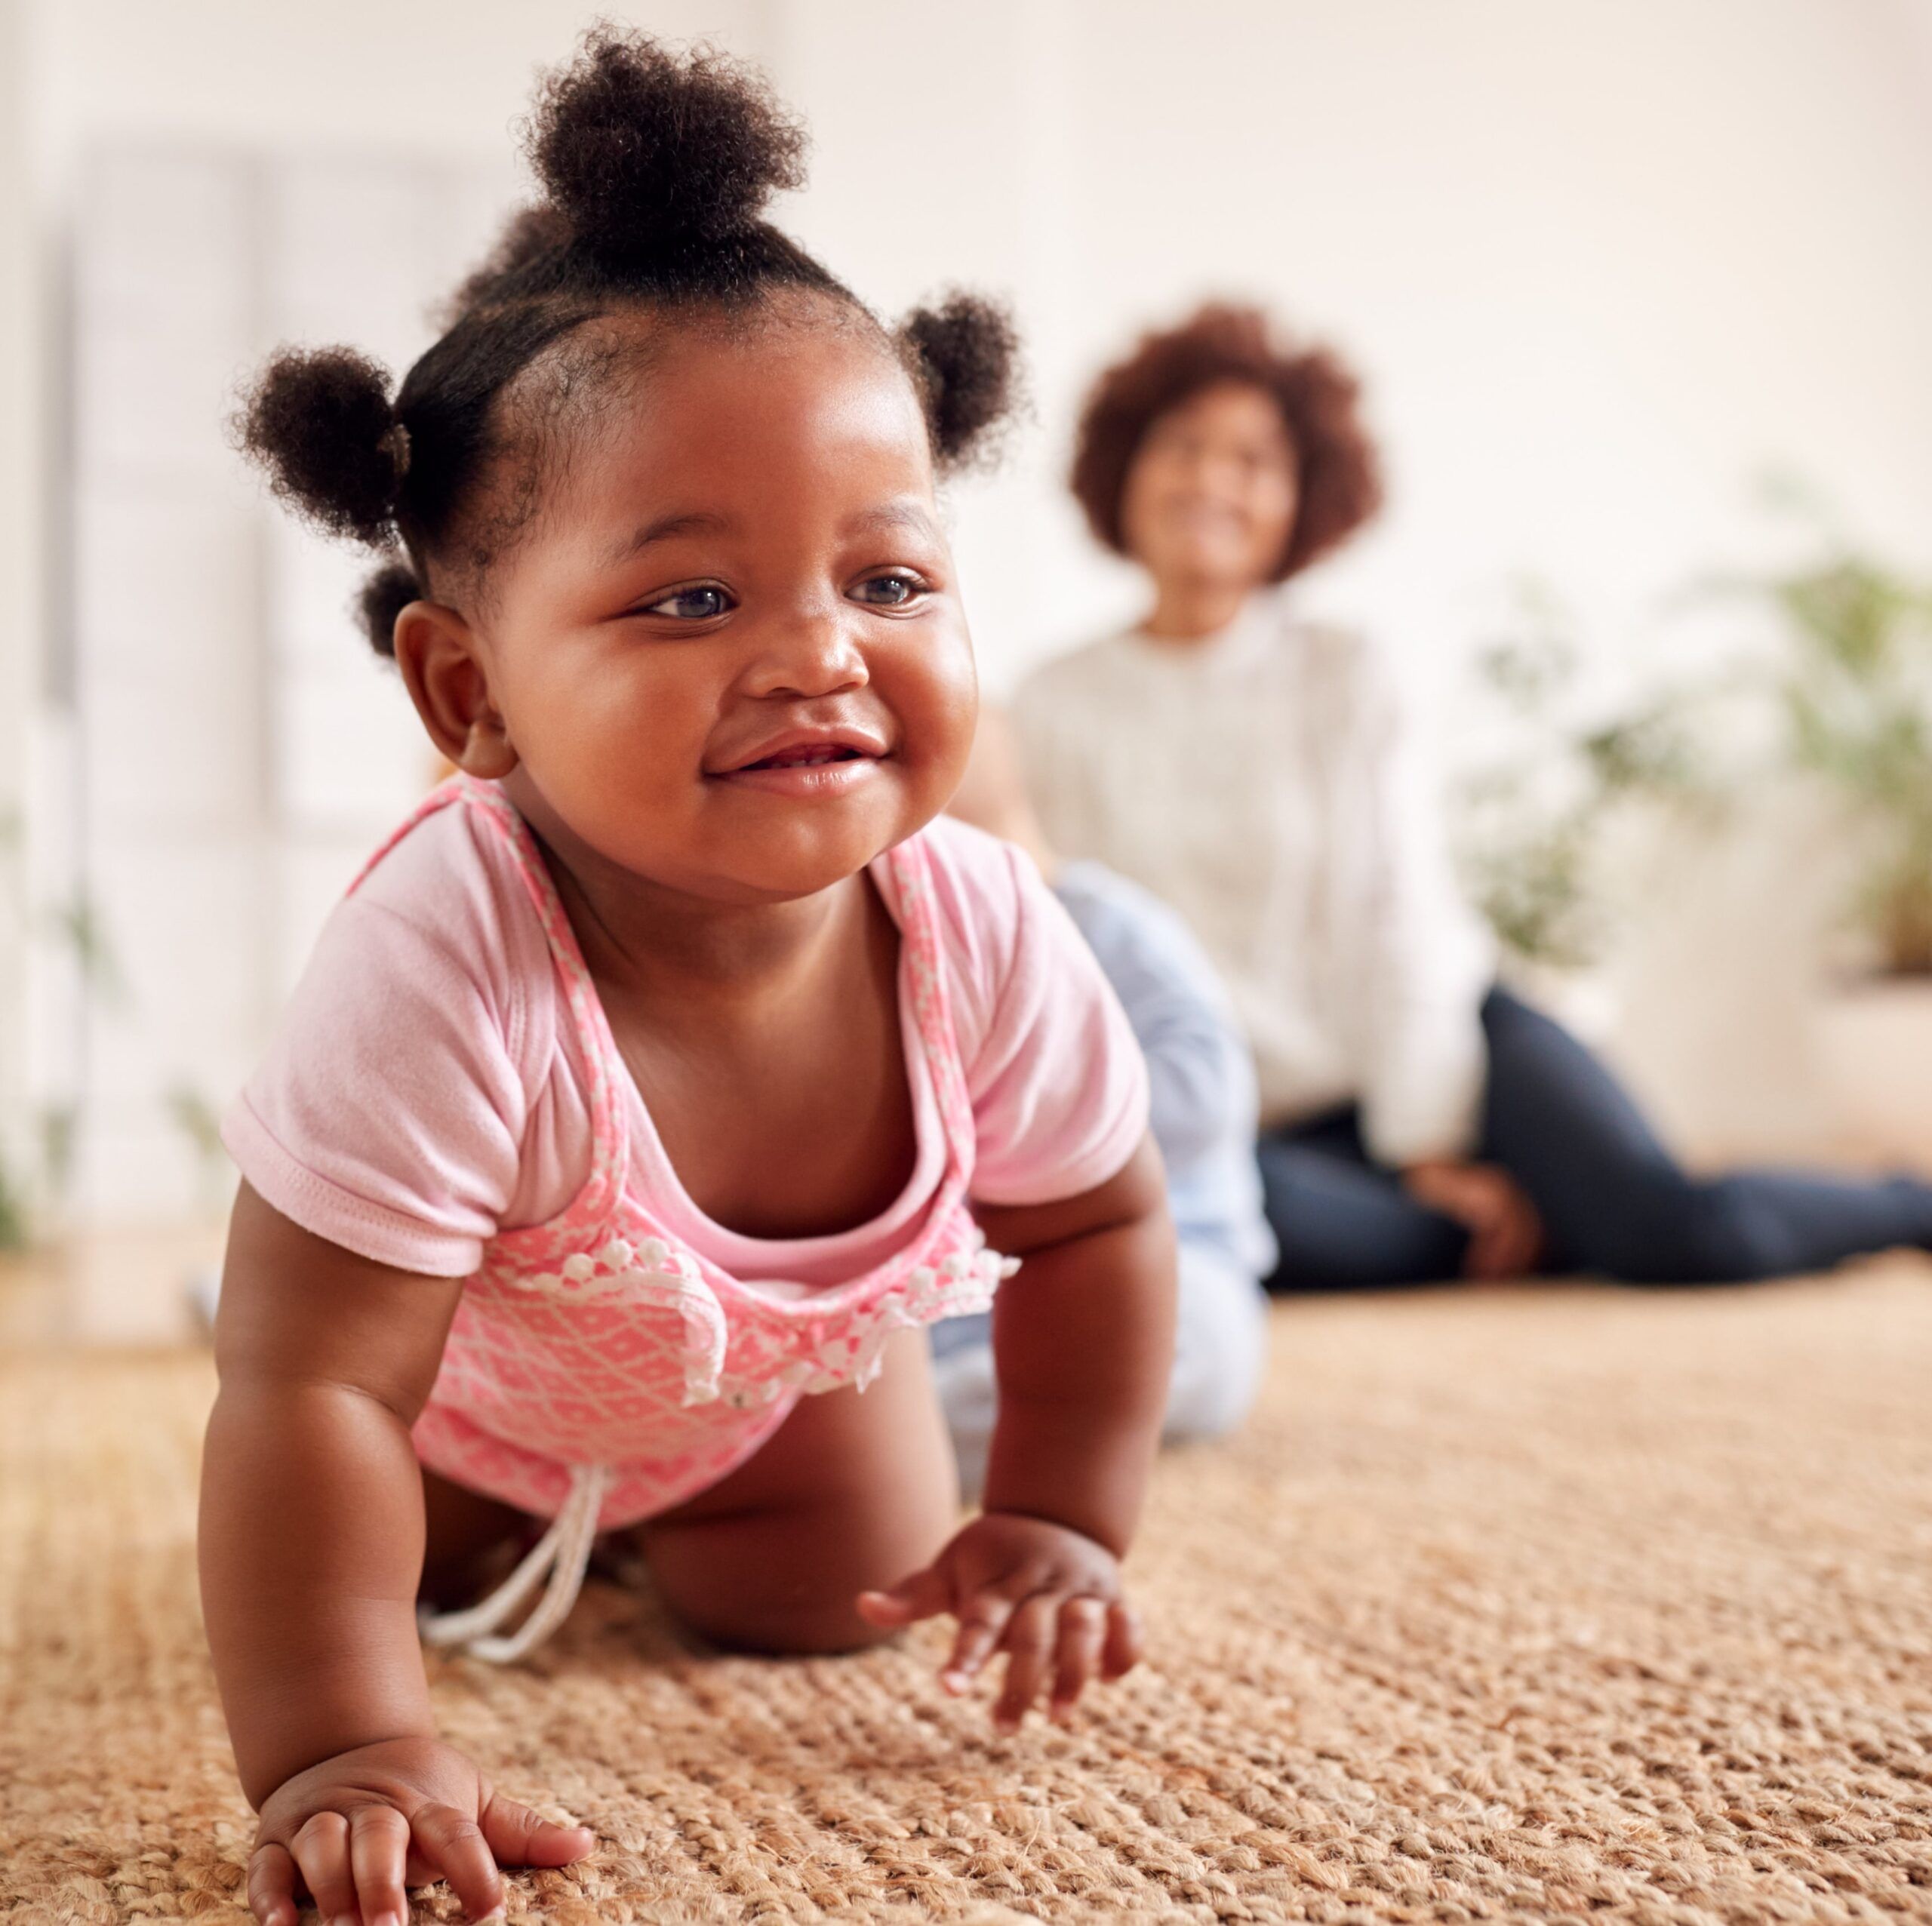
[202,30,1174,1926]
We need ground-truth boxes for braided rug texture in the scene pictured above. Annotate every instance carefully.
[3,1269,1930,1923]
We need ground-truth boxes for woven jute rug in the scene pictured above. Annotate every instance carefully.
[3,1269,1930,1924]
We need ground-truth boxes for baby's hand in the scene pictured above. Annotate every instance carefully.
[246,1734,595,1926]
[857,1512,1143,1731]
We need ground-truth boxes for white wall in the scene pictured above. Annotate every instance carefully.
[20,1,765,162]
[10,0,1932,1223]
[0,0,35,1218]
[32,0,1930,690]
[771,0,1932,692]
[23,0,1932,692]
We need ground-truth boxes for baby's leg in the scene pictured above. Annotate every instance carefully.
[638,1327,959,1654]
[417,1466,535,1609]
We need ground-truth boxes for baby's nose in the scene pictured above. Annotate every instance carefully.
[744,611,871,700]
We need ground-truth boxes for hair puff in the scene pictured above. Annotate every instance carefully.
[234,346,401,548]
[355,559,422,659]
[897,293,1021,472]
[525,27,807,269]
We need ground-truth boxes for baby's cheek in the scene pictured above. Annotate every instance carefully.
[548,656,703,770]
[886,628,977,792]
[516,676,707,845]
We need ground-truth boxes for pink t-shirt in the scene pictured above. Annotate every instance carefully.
[223,805,1148,1284]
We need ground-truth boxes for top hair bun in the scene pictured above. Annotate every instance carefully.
[526,28,808,269]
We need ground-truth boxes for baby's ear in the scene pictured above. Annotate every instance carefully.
[391,601,518,780]
[896,293,1023,472]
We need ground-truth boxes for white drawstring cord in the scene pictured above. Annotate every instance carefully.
[417,1462,611,1665]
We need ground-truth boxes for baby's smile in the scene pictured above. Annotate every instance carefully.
[708,721,891,795]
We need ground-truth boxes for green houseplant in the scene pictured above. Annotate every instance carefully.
[1454,586,1711,977]
[1758,537,1932,1156]
[1761,548,1932,976]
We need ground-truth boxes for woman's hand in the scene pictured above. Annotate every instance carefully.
[857,1512,1143,1731]
[1404,1158,1546,1280]
[246,1736,595,1926]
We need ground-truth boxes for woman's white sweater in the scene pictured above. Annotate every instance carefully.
[1011,590,1493,1165]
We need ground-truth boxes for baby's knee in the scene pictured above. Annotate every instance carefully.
[645,1518,915,1657]
[667,1589,897,1657]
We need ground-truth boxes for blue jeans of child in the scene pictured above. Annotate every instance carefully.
[930,1242,1269,1497]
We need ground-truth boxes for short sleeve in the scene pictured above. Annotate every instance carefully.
[221,814,551,1276]
[923,820,1149,1208]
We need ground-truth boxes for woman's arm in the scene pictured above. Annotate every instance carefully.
[203,1183,592,1926]
[859,1135,1176,1728]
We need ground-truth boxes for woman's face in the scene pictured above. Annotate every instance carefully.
[1118,380,1298,594]
[408,313,977,907]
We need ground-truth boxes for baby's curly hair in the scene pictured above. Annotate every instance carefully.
[235,28,1020,656]
[1070,303,1381,583]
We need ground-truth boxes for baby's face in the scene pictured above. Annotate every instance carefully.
[458,315,977,905]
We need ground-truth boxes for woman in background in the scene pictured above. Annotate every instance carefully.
[1013,303,1932,1290]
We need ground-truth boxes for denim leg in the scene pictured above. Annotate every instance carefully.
[1479,988,1932,1281]
[929,1244,1271,1499]
[1257,1106,1467,1291]
[1161,1245,1271,1440]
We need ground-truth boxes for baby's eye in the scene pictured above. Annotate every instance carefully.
[641,584,733,620]
[851,573,927,609]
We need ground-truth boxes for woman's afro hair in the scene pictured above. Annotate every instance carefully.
[232,26,1021,657]
[1070,303,1383,583]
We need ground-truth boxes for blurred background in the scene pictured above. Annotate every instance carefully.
[4,0,1932,1337]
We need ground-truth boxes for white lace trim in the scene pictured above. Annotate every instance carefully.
[712,1241,1020,1411]
[491,1233,1018,1411]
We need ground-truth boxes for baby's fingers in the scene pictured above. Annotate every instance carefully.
[1102,1599,1144,1680]
[1048,1595,1109,1724]
[349,1804,412,1926]
[941,1592,1014,1694]
[245,1841,298,1926]
[480,1787,597,1869]
[856,1561,949,1631]
[992,1593,1060,1734]
[411,1801,504,1923]
[288,1812,355,1925]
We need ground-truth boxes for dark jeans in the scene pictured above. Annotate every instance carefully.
[1258,988,1932,1290]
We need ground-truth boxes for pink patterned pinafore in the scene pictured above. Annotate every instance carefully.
[355,778,1015,1662]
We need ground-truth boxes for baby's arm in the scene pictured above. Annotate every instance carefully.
[202,1182,592,1926]
[860,1133,1176,1727]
